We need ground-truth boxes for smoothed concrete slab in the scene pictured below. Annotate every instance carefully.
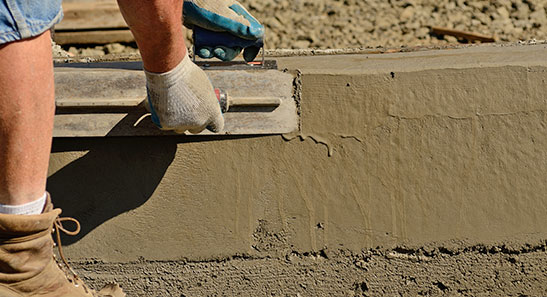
[48,44,547,296]
[277,44,547,74]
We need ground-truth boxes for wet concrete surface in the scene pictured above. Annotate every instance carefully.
[48,44,547,296]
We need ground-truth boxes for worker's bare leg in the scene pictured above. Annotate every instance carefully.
[0,31,55,206]
[117,0,186,73]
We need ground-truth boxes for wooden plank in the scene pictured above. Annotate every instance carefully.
[56,97,145,108]
[431,27,495,43]
[53,62,298,137]
[54,29,134,45]
[57,1,127,31]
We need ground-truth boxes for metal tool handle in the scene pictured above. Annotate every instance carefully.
[215,89,281,113]
[229,97,281,107]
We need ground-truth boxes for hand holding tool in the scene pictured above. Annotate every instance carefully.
[145,53,224,134]
[183,0,264,40]
[182,0,264,62]
[192,26,264,62]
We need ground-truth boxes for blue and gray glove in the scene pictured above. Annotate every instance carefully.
[183,0,264,61]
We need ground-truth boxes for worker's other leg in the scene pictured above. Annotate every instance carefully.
[0,31,55,206]
[117,0,186,73]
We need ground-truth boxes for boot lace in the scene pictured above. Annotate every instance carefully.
[53,216,94,295]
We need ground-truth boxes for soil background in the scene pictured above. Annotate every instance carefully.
[241,0,547,48]
[62,0,547,56]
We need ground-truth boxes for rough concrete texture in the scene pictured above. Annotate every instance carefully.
[75,243,547,296]
[48,44,547,296]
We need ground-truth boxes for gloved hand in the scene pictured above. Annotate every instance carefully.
[192,26,263,62]
[145,53,224,134]
[183,0,264,61]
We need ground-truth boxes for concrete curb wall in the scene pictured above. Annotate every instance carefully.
[48,44,547,295]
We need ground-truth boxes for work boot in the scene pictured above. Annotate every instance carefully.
[0,194,125,297]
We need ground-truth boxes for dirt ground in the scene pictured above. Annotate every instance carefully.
[242,0,547,48]
[61,0,547,56]
[74,241,547,296]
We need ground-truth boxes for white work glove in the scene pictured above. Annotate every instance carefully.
[145,53,224,134]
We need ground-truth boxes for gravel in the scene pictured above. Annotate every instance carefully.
[240,0,547,48]
[59,0,547,55]
[66,43,139,56]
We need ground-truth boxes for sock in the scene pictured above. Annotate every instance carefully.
[0,192,47,215]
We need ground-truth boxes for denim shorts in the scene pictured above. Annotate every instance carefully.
[0,0,63,44]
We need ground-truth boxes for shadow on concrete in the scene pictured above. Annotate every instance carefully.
[47,132,262,245]
[47,137,176,245]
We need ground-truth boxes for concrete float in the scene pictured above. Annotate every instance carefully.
[54,61,298,136]
[48,44,547,296]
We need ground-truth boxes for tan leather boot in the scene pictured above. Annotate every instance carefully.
[0,194,125,297]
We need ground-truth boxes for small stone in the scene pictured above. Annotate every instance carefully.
[355,260,368,270]
[530,10,547,24]
[376,19,392,31]
[400,6,415,22]
[497,7,510,19]
[415,27,430,39]
[105,43,126,54]
[444,35,459,43]
[361,20,374,32]
[51,41,72,58]
[508,255,519,263]
[514,3,530,20]
[68,47,79,56]
[498,0,512,9]
[293,40,311,49]
[80,47,105,56]
[475,13,491,25]
[471,19,481,27]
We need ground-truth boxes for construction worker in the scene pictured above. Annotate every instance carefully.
[0,0,263,296]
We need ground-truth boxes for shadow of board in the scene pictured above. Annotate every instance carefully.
[47,135,177,245]
[47,112,262,246]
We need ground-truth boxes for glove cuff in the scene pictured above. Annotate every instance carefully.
[144,53,191,89]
